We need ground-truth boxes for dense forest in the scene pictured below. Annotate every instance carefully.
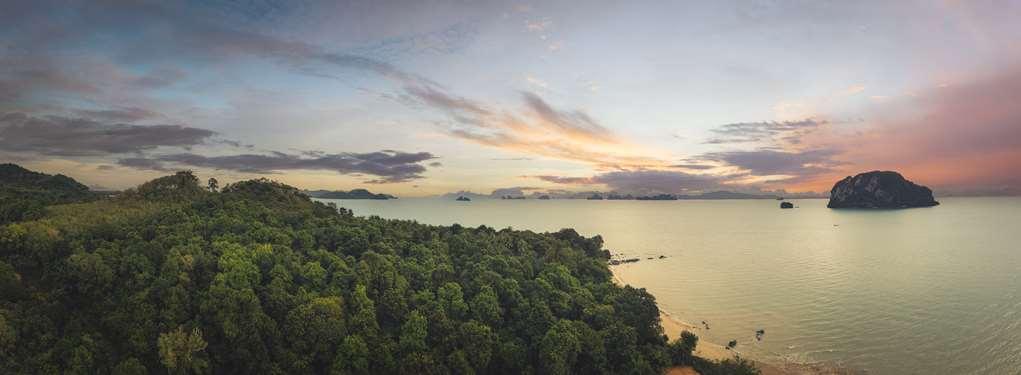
[0,166,757,374]
[0,164,96,225]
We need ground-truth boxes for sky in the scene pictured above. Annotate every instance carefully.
[2,0,1020,196]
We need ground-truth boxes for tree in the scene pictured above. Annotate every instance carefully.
[332,335,370,375]
[613,286,664,345]
[458,320,495,372]
[668,331,699,365]
[469,285,502,325]
[0,313,13,355]
[286,297,346,371]
[538,320,582,375]
[399,310,438,373]
[348,285,379,337]
[399,310,428,354]
[158,326,208,375]
[111,358,148,375]
[438,282,469,320]
[694,357,760,375]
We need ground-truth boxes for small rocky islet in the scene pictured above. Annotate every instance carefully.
[827,171,939,209]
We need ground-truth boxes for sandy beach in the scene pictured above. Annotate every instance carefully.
[611,270,856,375]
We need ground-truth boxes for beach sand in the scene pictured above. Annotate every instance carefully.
[612,269,856,375]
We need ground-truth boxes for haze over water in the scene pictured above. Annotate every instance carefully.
[322,197,1021,375]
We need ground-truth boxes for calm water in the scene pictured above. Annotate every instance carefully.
[320,197,1021,374]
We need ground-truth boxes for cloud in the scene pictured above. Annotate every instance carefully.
[405,85,491,116]
[534,175,595,184]
[117,157,174,172]
[129,67,187,89]
[669,163,716,170]
[71,107,162,122]
[705,119,825,144]
[0,112,216,156]
[0,56,100,102]
[592,170,726,194]
[694,63,1021,193]
[0,54,193,108]
[806,63,1021,192]
[490,186,541,197]
[490,157,533,161]
[525,19,552,32]
[699,149,842,179]
[351,22,478,60]
[520,91,614,142]
[118,150,437,183]
[406,87,663,168]
[535,170,728,194]
[1,1,433,107]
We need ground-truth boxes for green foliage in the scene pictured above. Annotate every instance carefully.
[668,331,699,366]
[158,326,208,374]
[0,163,94,224]
[111,357,148,375]
[133,171,206,201]
[692,356,761,375]
[0,168,699,374]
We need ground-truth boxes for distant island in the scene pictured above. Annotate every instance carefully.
[305,188,396,200]
[828,171,939,209]
[439,190,489,200]
[438,189,806,200]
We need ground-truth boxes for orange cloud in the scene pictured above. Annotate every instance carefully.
[408,86,668,169]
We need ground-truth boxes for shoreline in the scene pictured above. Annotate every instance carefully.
[611,268,857,375]
[609,272,738,363]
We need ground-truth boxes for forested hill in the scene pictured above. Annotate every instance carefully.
[0,169,757,374]
[306,189,397,200]
[0,163,94,225]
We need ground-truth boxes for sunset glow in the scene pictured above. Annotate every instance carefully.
[2,1,1019,196]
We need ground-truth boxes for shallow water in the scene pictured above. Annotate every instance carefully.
[320,197,1021,375]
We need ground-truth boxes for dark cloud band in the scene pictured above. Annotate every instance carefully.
[0,112,215,156]
[535,170,727,195]
[118,150,437,183]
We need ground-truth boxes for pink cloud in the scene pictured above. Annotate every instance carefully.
[790,63,1021,194]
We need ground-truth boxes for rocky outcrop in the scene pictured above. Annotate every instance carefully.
[827,171,939,209]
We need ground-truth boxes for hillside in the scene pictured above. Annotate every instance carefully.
[306,189,397,200]
[0,169,759,374]
[0,163,95,224]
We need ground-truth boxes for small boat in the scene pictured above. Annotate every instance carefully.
[455,196,471,201]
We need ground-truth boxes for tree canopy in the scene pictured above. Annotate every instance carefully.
[0,166,756,374]
[0,163,95,225]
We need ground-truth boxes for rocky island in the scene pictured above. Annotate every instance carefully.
[827,171,939,208]
[305,188,396,200]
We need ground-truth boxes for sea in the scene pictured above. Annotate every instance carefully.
[318,197,1021,375]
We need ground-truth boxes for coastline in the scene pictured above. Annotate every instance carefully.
[610,268,855,375]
